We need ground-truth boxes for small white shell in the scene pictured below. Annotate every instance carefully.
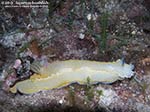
[13,59,22,69]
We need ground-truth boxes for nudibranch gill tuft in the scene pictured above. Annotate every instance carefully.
[10,59,134,94]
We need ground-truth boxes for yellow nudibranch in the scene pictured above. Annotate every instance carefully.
[10,59,134,94]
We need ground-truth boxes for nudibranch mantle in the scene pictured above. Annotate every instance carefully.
[10,59,134,94]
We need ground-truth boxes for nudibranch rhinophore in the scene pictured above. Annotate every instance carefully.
[10,59,134,94]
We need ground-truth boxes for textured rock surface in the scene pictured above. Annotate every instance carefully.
[0,0,150,112]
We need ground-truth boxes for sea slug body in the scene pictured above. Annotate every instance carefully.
[10,59,134,94]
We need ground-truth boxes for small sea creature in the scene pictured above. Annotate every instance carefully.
[10,59,134,94]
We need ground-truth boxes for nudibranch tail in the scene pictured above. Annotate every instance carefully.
[10,59,134,94]
[10,85,17,93]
